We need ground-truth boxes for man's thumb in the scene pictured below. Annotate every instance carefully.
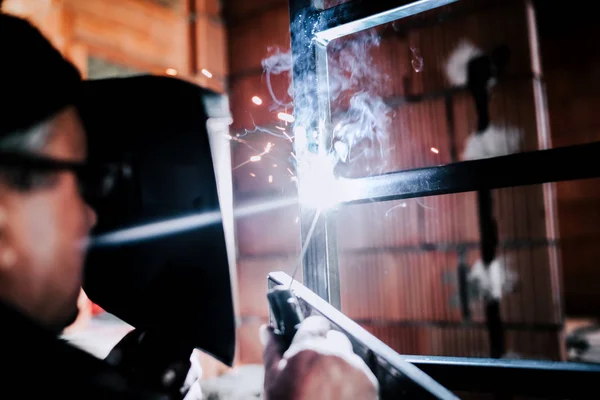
[261,325,287,371]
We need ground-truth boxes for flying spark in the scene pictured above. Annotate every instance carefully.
[202,69,213,78]
[250,155,262,162]
[165,68,178,76]
[252,96,263,105]
[268,175,273,184]
[278,112,295,123]
[431,147,439,154]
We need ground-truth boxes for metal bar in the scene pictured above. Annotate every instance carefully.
[478,189,505,358]
[244,314,563,332]
[338,141,600,205]
[269,272,600,399]
[290,1,341,308]
[269,271,459,399]
[299,210,341,308]
[457,248,471,321]
[469,56,505,358]
[404,355,600,399]
[314,0,460,44]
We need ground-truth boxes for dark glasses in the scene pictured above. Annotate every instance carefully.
[0,151,129,203]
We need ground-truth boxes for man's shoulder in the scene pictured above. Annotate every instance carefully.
[0,302,159,399]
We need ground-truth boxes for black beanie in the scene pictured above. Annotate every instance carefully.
[0,12,82,138]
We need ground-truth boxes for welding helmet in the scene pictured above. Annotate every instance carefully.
[0,13,236,365]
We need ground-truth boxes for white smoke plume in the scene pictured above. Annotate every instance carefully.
[469,258,517,300]
[462,125,522,160]
[261,13,392,179]
[445,39,483,87]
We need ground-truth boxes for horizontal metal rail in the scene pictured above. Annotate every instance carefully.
[314,0,460,43]
[338,142,600,205]
[405,355,600,398]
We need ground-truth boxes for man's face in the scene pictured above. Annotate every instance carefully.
[0,106,97,330]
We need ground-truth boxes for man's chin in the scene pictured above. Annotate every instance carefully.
[57,291,83,333]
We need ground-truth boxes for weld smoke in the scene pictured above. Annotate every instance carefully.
[262,12,393,177]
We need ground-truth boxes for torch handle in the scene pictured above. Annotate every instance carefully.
[267,286,305,348]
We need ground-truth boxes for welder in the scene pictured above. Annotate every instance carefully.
[0,10,377,399]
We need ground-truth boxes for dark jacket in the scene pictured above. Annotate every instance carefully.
[0,301,169,399]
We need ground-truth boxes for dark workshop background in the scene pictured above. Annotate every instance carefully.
[5,0,600,370]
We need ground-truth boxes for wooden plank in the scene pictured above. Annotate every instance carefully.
[223,0,287,24]
[195,15,228,81]
[65,0,189,74]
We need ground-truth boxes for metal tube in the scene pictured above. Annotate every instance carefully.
[289,1,341,308]
[337,141,600,205]
[314,0,460,44]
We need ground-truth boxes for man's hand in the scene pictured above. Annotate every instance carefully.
[262,316,379,400]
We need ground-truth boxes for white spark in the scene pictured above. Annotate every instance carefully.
[252,96,263,105]
[278,112,295,123]
[202,69,213,78]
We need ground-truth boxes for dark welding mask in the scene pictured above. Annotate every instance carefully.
[79,76,236,367]
[0,13,236,367]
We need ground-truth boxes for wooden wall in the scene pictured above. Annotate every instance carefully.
[2,0,227,92]
[225,0,565,365]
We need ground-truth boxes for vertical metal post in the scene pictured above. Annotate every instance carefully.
[468,53,506,358]
[289,0,341,309]
[477,189,505,358]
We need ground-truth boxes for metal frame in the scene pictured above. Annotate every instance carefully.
[289,0,600,396]
[269,272,600,399]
